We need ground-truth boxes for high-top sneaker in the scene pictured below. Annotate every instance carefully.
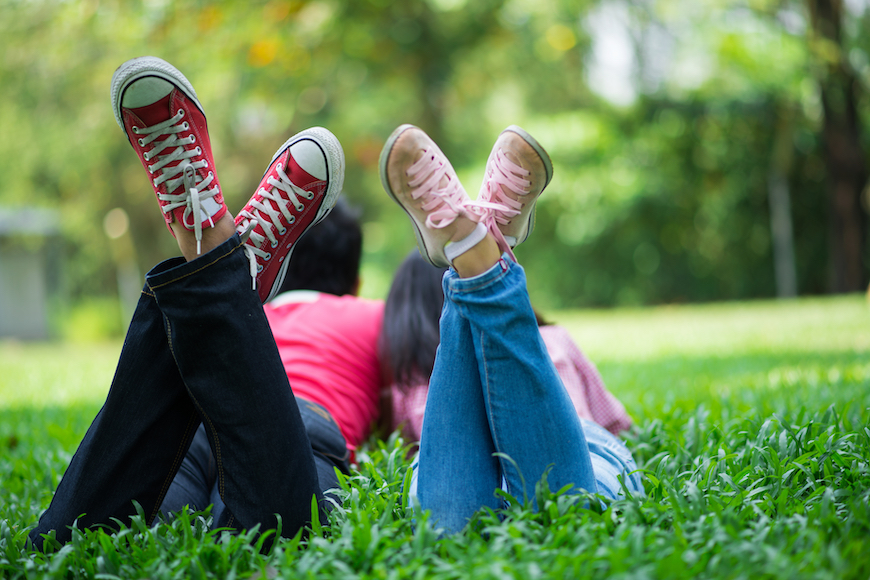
[111,56,227,255]
[235,127,345,303]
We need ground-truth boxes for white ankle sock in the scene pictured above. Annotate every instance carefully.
[444,222,488,264]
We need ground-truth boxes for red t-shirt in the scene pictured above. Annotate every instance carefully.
[264,291,384,450]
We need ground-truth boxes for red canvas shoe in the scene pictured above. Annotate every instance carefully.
[111,56,227,255]
[235,127,345,303]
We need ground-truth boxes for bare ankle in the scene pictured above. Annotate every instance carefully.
[452,233,501,278]
[171,212,236,261]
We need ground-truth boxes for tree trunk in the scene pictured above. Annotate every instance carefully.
[807,0,868,292]
[768,104,798,297]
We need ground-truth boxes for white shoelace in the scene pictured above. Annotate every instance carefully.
[133,109,219,254]
[235,162,315,289]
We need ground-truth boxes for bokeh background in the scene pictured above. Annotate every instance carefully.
[1,0,868,339]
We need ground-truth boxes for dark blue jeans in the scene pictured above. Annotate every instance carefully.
[29,235,325,549]
[160,398,350,521]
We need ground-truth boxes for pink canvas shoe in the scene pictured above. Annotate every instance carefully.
[473,125,553,258]
[235,127,345,303]
[111,56,227,255]
[379,125,485,267]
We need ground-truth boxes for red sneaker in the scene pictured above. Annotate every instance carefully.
[111,56,227,255]
[235,127,345,303]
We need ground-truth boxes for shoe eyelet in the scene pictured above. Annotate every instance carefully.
[143,152,150,161]
[138,138,145,146]
[287,216,296,224]
[265,252,272,260]
[178,109,185,117]
[257,264,263,273]
[189,135,196,144]
[270,239,278,248]
[294,204,304,212]
[132,126,140,134]
[196,147,202,155]
[182,121,189,130]
[278,227,287,235]
[148,165,155,172]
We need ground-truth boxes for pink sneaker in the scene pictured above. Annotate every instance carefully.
[379,125,483,267]
[474,125,553,255]
[111,57,227,255]
[235,127,345,303]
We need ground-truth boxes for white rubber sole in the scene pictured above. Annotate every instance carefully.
[110,56,202,131]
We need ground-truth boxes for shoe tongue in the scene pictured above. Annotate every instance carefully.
[128,92,175,127]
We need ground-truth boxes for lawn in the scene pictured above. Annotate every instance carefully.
[1,295,868,579]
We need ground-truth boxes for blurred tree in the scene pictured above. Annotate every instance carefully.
[1,0,868,319]
[806,0,868,292]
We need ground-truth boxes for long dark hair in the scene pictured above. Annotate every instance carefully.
[379,250,551,388]
[379,251,447,388]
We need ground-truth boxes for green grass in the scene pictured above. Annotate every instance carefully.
[1,295,869,579]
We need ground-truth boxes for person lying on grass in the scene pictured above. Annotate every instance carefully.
[380,250,633,448]
[158,200,386,522]
[29,55,348,550]
[378,123,643,532]
[30,55,642,549]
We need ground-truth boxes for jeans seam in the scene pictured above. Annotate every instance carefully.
[164,314,228,523]
[478,326,508,497]
[149,410,199,523]
[147,238,246,292]
[182,398,227,521]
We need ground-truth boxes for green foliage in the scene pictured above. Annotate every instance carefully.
[2,0,868,311]
[1,296,869,578]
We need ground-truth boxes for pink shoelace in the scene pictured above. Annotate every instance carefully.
[469,147,533,261]
[405,147,473,229]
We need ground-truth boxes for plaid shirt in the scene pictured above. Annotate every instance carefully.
[390,324,633,443]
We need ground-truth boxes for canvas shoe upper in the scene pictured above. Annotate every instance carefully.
[379,125,483,268]
[235,127,345,303]
[472,125,553,258]
[111,56,227,255]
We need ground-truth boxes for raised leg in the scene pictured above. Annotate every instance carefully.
[29,286,200,550]
[446,260,598,501]
[147,235,323,536]
[416,277,501,534]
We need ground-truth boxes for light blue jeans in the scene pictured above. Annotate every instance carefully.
[411,257,642,534]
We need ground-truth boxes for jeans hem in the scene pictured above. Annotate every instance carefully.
[445,254,514,294]
[145,234,247,292]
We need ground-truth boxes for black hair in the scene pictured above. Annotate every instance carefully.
[379,250,552,388]
[379,250,447,389]
[276,199,363,297]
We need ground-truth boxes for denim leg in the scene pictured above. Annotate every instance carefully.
[416,274,501,534]
[160,425,221,517]
[29,286,200,550]
[445,258,598,503]
[147,234,322,537]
